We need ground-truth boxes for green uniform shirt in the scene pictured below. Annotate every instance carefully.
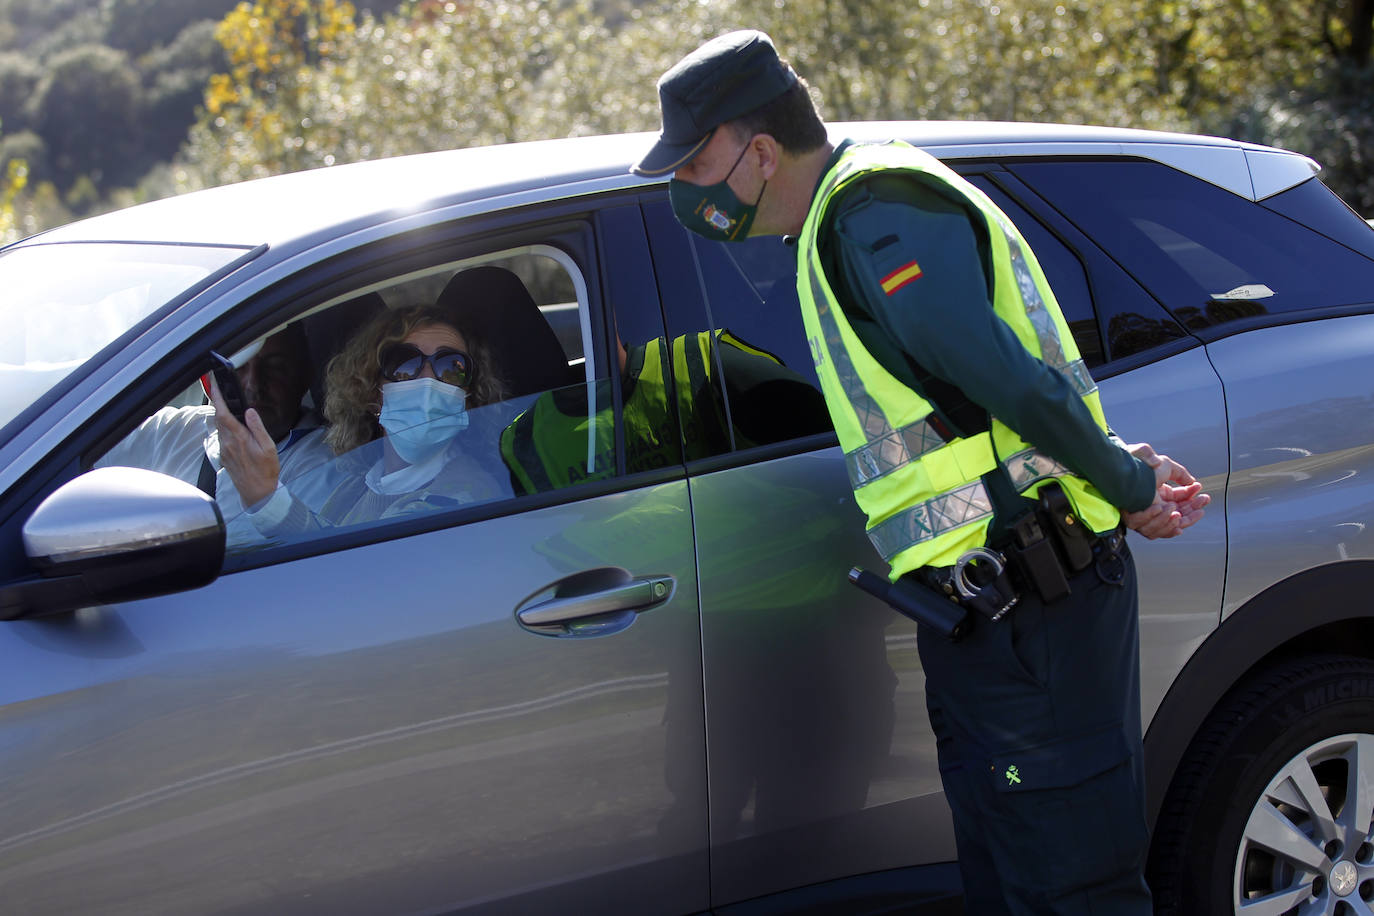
[815,140,1155,539]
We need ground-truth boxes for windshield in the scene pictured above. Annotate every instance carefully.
[0,242,251,429]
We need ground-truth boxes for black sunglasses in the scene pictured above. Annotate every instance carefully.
[379,344,473,387]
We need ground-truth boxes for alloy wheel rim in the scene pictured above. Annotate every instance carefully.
[1234,734,1374,915]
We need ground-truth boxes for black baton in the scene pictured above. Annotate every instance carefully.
[848,567,970,640]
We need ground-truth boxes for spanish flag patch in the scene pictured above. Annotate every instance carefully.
[880,259,923,295]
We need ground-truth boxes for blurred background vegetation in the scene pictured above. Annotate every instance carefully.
[1,0,1371,244]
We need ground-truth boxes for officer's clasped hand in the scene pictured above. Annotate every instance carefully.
[1122,442,1210,539]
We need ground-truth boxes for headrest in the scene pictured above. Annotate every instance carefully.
[302,291,387,410]
[436,266,576,399]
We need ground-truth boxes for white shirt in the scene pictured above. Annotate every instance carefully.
[96,404,333,550]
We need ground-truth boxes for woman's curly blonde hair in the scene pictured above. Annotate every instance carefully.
[323,304,506,455]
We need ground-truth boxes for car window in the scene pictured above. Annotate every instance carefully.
[642,198,830,462]
[1260,177,1374,260]
[966,176,1103,368]
[1011,159,1374,332]
[92,247,608,559]
[965,171,1191,366]
[0,242,254,433]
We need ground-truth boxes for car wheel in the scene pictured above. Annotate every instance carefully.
[1148,654,1374,915]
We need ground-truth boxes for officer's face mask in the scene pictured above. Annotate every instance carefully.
[378,377,469,465]
[669,138,767,243]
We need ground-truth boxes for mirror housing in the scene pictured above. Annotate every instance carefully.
[1,467,225,620]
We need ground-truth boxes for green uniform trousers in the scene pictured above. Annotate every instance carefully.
[915,543,1153,915]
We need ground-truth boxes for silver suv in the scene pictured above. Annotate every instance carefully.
[2,122,1373,915]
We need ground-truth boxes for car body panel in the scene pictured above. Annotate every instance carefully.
[0,484,707,914]
[1097,348,1229,721]
[1208,315,1374,619]
[690,450,955,905]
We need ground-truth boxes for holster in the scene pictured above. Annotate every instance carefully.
[1005,482,1104,604]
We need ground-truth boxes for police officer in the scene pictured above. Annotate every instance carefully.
[634,30,1210,915]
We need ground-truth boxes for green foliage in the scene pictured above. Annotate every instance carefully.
[4,0,1373,241]
[0,0,97,51]
[141,21,228,163]
[25,6,107,60]
[184,0,651,185]
[1,157,26,245]
[27,44,142,188]
[101,0,240,55]
[157,0,1372,214]
[0,50,39,134]
[1239,63,1374,214]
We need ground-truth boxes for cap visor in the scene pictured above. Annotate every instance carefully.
[630,131,713,177]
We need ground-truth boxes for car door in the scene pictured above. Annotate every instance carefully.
[0,200,710,914]
[642,198,962,912]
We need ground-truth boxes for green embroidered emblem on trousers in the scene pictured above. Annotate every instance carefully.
[1005,765,1021,786]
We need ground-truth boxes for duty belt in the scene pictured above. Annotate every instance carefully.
[850,483,1126,640]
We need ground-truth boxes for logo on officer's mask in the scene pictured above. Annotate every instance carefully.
[702,204,733,232]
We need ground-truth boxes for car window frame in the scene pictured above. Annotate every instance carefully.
[1007,156,1374,345]
[954,160,1202,378]
[638,189,838,476]
[0,190,676,586]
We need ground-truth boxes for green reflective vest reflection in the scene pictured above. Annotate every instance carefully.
[499,330,773,494]
[796,141,1122,578]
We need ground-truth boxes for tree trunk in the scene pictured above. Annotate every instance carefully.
[1349,0,1373,64]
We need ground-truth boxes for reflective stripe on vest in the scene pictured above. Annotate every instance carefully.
[797,142,1120,574]
[500,333,723,491]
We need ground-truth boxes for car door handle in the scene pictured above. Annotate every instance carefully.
[514,567,675,637]
[517,575,674,626]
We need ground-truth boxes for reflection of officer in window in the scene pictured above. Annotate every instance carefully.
[509,328,889,864]
[636,30,1210,915]
[499,328,826,493]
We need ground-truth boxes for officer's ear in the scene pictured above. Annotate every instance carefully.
[751,133,781,181]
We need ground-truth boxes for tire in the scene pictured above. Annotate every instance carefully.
[1148,654,1374,916]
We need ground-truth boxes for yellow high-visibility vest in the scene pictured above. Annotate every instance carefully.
[796,141,1122,578]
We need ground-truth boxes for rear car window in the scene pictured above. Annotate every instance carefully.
[1260,177,1374,260]
[644,199,830,461]
[1011,159,1374,332]
[968,173,1190,367]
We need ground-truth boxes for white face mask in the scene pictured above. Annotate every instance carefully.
[378,377,469,465]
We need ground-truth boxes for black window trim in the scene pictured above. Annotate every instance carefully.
[1006,156,1374,345]
[956,162,1204,375]
[0,188,686,584]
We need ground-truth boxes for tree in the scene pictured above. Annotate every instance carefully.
[0,120,25,244]
[0,51,38,134]
[141,20,227,164]
[193,0,358,182]
[25,43,142,189]
[101,0,240,55]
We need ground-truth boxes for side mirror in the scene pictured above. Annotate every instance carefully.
[1,467,226,620]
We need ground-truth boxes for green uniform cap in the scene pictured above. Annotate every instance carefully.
[632,29,798,177]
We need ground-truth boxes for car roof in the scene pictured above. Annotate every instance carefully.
[10,121,1316,251]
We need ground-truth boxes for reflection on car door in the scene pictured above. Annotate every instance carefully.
[0,487,708,915]
[642,199,961,909]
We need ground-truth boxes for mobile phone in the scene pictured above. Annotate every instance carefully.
[202,351,248,422]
